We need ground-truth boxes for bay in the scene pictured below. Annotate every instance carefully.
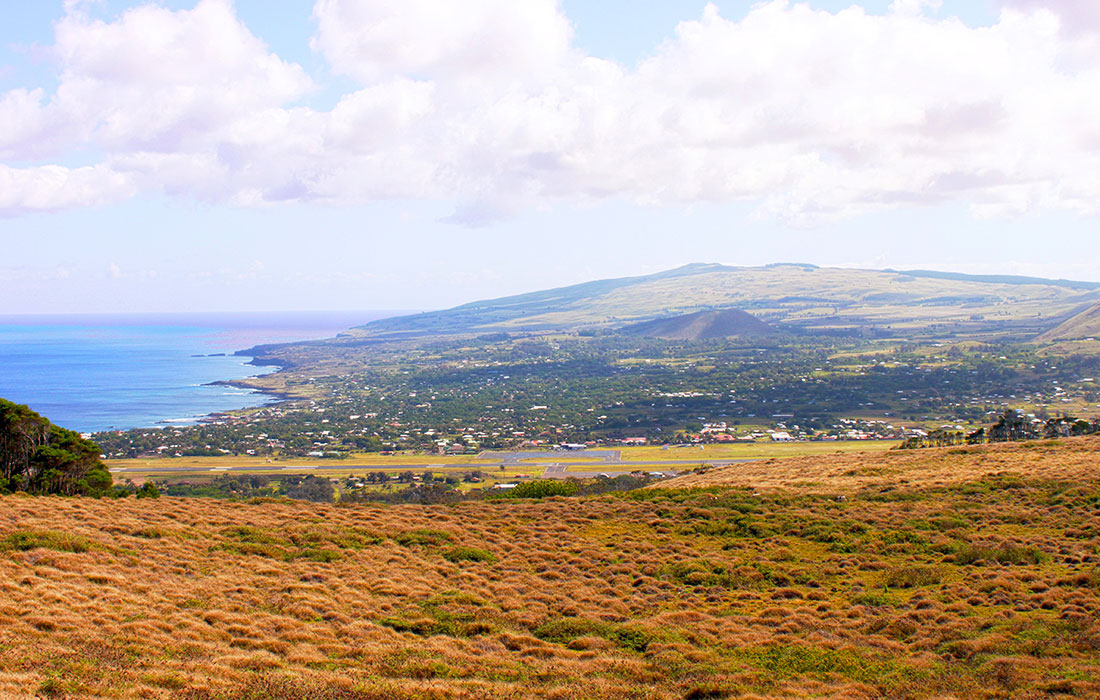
[0,311,402,434]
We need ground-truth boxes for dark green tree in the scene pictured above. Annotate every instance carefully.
[0,398,112,496]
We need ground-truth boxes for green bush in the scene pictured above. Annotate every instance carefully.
[851,590,899,607]
[298,548,343,563]
[954,542,1044,565]
[737,644,909,684]
[0,529,95,553]
[534,617,656,652]
[395,528,454,546]
[533,617,604,644]
[220,526,287,546]
[662,559,740,588]
[441,546,496,563]
[494,480,578,499]
[883,565,943,588]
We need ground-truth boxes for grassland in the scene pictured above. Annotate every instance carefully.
[3,438,1098,698]
[616,440,898,462]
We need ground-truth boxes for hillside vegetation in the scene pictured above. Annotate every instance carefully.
[2,440,1098,699]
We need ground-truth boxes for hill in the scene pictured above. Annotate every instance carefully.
[620,307,774,340]
[1037,302,1100,342]
[2,440,1098,699]
[347,263,1100,339]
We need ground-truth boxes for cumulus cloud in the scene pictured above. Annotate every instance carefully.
[999,0,1100,35]
[311,0,573,84]
[0,0,313,209]
[0,164,134,216]
[2,0,1100,224]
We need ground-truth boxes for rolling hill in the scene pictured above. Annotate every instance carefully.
[1037,301,1100,341]
[348,263,1100,340]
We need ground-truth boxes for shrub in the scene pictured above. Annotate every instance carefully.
[851,590,899,607]
[954,542,1044,565]
[0,529,94,553]
[535,617,605,644]
[737,644,907,684]
[298,548,343,563]
[662,559,741,588]
[441,546,496,563]
[883,565,943,588]
[534,617,656,652]
[394,528,453,546]
[494,480,579,499]
[220,526,287,546]
[213,542,286,559]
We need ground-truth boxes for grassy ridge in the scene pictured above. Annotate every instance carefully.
[1,439,1098,698]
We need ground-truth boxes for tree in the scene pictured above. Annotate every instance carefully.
[0,398,112,496]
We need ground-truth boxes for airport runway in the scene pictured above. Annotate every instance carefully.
[110,454,755,478]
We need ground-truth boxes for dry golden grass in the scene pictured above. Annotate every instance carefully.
[1,439,1098,699]
[618,440,899,462]
[666,436,1100,492]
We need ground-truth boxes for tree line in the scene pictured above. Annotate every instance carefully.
[896,410,1100,450]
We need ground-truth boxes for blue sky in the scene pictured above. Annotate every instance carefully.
[3,0,1098,314]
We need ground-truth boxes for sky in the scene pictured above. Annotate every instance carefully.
[2,0,1099,314]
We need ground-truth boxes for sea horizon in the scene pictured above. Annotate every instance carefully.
[0,309,412,434]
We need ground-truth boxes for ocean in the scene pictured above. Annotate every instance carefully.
[0,311,402,434]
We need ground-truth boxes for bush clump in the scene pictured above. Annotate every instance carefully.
[883,565,943,588]
[395,528,454,546]
[494,480,578,499]
[534,617,656,652]
[0,529,95,553]
[662,559,743,588]
[441,546,496,563]
[954,542,1044,566]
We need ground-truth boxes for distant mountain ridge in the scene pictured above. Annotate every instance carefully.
[349,263,1100,340]
[887,269,1100,291]
[359,263,734,335]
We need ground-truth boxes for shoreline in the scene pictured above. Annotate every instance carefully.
[2,313,389,436]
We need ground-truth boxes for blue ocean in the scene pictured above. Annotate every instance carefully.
[0,311,401,434]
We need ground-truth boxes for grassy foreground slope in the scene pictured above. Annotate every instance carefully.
[2,441,1099,699]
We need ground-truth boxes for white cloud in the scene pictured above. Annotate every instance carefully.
[999,0,1100,35]
[0,164,134,216]
[889,0,942,17]
[2,0,1100,225]
[311,0,573,84]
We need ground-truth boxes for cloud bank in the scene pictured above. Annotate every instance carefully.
[2,0,1100,224]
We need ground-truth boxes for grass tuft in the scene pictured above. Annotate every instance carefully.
[0,529,95,553]
[441,546,496,563]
